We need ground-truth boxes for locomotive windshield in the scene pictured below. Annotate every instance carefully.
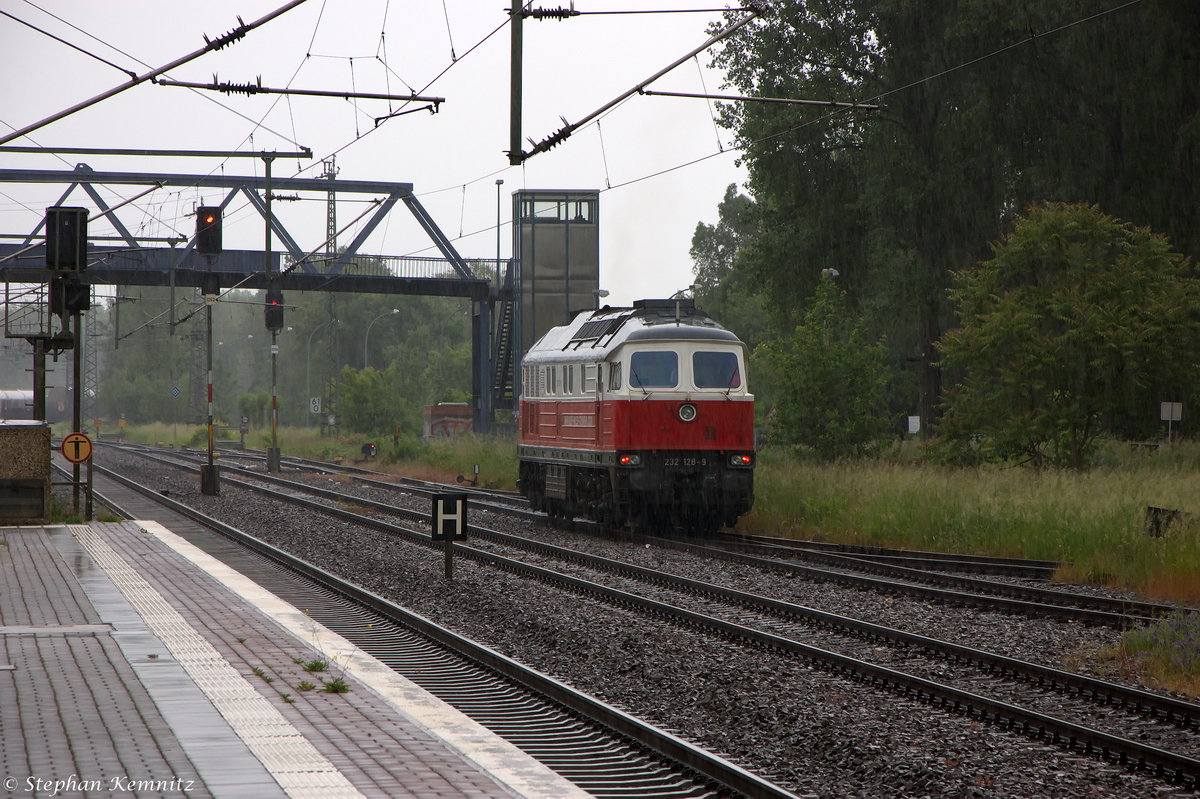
[693,351,741,389]
[630,351,678,388]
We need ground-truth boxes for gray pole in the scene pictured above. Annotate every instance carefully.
[496,179,504,286]
[264,154,281,472]
[306,320,328,428]
[72,310,82,514]
[32,338,46,421]
[207,302,213,469]
[271,329,279,454]
[199,295,220,495]
[508,4,523,165]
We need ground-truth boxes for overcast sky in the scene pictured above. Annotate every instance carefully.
[0,0,749,306]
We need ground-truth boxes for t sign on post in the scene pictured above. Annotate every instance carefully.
[431,493,468,579]
[60,432,94,521]
[61,432,93,463]
[310,397,321,415]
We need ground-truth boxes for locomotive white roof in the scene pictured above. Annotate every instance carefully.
[523,299,743,364]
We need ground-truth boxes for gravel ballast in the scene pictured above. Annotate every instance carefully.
[91,449,1196,798]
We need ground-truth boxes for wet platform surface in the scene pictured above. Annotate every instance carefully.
[0,521,591,799]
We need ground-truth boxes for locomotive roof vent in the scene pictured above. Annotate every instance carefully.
[633,298,695,312]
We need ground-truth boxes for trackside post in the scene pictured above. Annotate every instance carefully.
[431,493,468,579]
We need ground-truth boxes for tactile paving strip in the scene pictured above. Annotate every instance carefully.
[68,525,366,799]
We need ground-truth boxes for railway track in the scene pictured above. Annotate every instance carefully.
[101,442,1176,627]
[711,531,1063,579]
[87,448,1200,791]
[69,460,798,799]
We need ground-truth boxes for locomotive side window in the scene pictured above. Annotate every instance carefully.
[630,351,678,388]
[549,366,557,394]
[584,364,597,393]
[693,351,741,389]
[566,365,575,394]
[610,362,622,391]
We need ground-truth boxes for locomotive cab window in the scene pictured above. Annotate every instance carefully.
[693,351,741,389]
[630,351,679,388]
[609,362,622,391]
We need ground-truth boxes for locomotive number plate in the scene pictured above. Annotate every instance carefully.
[664,457,707,467]
[562,414,595,427]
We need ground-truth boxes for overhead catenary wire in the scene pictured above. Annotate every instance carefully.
[517,8,760,162]
[0,10,136,78]
[441,0,457,61]
[0,0,312,146]
[693,54,723,152]
[395,0,1147,259]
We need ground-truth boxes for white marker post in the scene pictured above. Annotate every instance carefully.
[1161,402,1182,444]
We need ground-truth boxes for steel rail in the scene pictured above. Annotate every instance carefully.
[62,460,1200,748]
[105,443,1156,628]
[88,461,1200,790]
[713,532,1063,578]
[119,455,1200,732]
[86,462,800,799]
[718,532,1062,569]
[657,535,1178,621]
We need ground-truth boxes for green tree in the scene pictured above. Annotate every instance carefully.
[762,277,893,459]
[339,366,395,434]
[690,184,767,351]
[935,204,1200,469]
[708,0,1200,430]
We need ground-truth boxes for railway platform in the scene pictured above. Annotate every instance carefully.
[0,520,591,799]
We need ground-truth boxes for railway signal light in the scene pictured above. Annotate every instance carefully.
[49,276,90,316]
[196,206,222,254]
[264,287,285,332]
[45,206,89,271]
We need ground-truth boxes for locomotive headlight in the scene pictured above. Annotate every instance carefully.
[619,454,642,466]
[678,403,697,423]
[729,454,754,467]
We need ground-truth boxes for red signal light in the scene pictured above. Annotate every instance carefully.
[196,206,222,254]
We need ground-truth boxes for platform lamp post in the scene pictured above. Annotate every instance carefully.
[495,179,504,288]
[306,319,334,428]
[438,304,471,380]
[363,309,400,369]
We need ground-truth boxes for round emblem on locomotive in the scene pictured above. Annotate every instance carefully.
[678,403,697,423]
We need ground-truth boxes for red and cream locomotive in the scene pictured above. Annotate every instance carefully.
[517,298,755,533]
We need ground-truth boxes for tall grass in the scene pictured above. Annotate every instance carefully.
[103,424,1199,602]
[746,444,1200,604]
[388,435,518,491]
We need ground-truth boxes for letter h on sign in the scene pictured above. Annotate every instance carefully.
[431,494,468,541]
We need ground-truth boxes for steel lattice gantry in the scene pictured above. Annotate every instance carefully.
[0,165,500,433]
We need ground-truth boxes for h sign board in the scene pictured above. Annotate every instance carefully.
[431,494,468,541]
[1161,402,1183,422]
